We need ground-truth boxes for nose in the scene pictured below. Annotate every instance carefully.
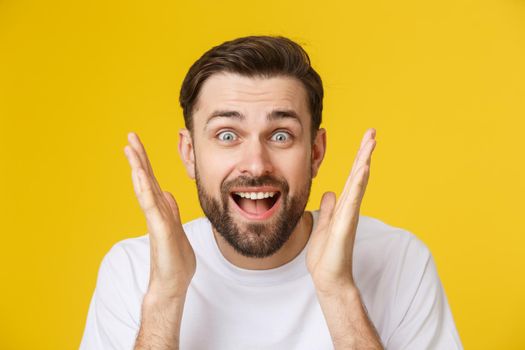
[237,138,274,177]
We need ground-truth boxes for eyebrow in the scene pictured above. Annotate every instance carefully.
[205,109,303,129]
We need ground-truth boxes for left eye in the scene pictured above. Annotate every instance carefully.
[217,131,237,142]
[271,131,291,142]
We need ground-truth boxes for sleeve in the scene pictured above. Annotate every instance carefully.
[385,238,463,350]
[79,245,142,350]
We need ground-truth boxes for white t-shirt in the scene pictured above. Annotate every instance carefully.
[80,212,463,349]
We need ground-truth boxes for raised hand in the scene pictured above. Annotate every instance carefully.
[306,128,377,295]
[124,132,196,301]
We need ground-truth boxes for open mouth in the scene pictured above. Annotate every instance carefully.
[230,190,282,220]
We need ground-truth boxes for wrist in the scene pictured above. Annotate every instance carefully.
[144,281,189,303]
[143,288,187,305]
[314,278,358,299]
[141,291,187,323]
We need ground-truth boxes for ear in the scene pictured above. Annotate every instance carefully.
[178,128,196,179]
[311,128,327,178]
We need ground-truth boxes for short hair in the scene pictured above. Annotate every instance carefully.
[179,35,324,141]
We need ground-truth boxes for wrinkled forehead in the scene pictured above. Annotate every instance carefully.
[192,72,311,130]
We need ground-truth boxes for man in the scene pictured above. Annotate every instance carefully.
[80,36,462,349]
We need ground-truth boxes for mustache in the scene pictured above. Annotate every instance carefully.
[221,175,289,194]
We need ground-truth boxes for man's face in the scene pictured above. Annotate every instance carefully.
[182,72,324,258]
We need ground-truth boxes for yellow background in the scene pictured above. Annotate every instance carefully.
[1,0,524,348]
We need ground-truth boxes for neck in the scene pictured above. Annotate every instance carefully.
[211,211,313,270]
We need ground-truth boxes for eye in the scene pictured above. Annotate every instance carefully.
[217,130,237,142]
[271,131,292,143]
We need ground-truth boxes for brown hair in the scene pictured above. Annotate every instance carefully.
[179,35,324,141]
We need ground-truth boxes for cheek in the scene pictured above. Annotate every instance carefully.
[273,149,311,188]
[196,151,237,192]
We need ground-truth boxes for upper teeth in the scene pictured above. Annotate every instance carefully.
[235,192,277,200]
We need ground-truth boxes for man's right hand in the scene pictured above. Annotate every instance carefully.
[124,132,196,349]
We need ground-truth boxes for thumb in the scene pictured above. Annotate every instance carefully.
[317,191,336,231]
[163,191,181,222]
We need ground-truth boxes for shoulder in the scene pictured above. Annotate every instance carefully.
[357,217,463,348]
[353,216,446,338]
[356,215,430,263]
[353,215,432,295]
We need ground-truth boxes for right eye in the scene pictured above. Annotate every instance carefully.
[217,130,237,142]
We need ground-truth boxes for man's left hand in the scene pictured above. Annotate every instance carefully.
[306,128,377,295]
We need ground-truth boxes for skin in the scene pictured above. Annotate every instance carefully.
[124,72,383,349]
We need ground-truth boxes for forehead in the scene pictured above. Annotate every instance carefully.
[192,72,310,126]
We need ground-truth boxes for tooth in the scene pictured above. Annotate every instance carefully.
[235,191,278,199]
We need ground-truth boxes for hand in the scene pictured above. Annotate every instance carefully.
[306,128,377,295]
[124,132,196,300]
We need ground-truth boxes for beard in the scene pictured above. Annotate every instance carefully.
[195,167,312,259]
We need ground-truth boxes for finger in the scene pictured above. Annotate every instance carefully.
[350,164,370,206]
[350,131,376,181]
[125,141,173,227]
[127,132,156,178]
[131,168,142,195]
[322,184,364,267]
[124,145,143,171]
[135,167,164,217]
[350,129,376,180]
[325,131,375,252]
[125,144,163,195]
[336,164,371,229]
[359,128,376,149]
[359,138,376,169]
[331,138,375,241]
[126,133,163,196]
[316,191,337,232]
[125,145,148,198]
[341,138,376,203]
